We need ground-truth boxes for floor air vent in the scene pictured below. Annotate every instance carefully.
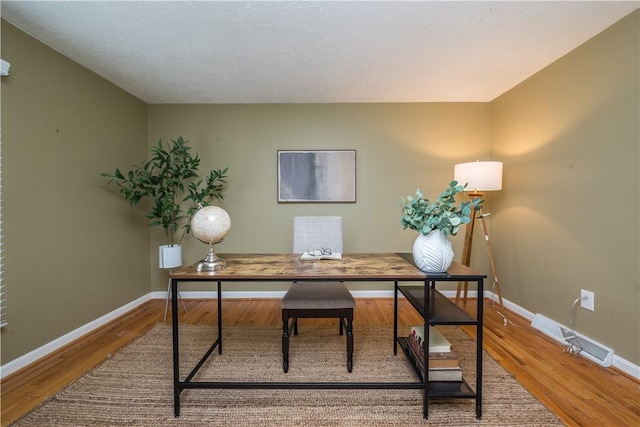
[531,313,614,367]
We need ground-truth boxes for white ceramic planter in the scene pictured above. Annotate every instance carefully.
[412,230,454,273]
[159,244,183,269]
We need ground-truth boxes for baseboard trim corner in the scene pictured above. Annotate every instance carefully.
[1,293,152,380]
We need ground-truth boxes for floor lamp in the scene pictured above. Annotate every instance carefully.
[453,161,507,318]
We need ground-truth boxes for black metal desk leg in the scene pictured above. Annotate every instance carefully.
[423,279,430,419]
[171,278,181,417]
[476,277,484,419]
[217,281,222,354]
[393,281,398,355]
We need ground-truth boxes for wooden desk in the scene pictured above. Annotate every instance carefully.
[170,253,484,419]
[170,253,428,282]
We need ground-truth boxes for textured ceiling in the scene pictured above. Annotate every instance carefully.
[2,1,638,104]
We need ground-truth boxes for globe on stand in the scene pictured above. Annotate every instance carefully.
[190,205,231,272]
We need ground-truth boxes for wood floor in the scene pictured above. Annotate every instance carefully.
[2,298,639,426]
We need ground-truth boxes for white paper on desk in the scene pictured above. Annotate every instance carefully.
[299,252,343,261]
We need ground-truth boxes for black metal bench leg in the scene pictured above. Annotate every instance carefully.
[282,313,290,373]
[346,313,354,373]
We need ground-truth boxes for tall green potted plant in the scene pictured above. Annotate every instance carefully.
[101,136,229,267]
[400,181,482,273]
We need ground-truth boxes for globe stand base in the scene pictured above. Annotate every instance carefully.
[195,243,226,272]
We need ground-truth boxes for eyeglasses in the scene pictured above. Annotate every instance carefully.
[307,247,332,256]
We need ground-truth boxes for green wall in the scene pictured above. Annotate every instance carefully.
[1,10,638,369]
[490,10,639,363]
[147,103,491,293]
[1,21,149,364]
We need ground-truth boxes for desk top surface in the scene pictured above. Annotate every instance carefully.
[170,253,485,281]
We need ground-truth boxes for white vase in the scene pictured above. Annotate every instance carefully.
[412,230,454,273]
[159,244,183,269]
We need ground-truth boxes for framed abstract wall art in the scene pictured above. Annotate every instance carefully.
[277,150,356,203]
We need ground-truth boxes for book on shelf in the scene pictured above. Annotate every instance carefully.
[407,330,462,381]
[407,337,460,369]
[410,326,451,353]
[299,251,343,261]
[425,366,463,382]
[428,352,461,369]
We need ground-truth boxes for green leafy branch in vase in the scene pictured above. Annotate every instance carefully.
[400,181,483,236]
[101,136,229,246]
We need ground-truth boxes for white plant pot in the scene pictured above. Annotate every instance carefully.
[159,244,183,269]
[412,230,454,273]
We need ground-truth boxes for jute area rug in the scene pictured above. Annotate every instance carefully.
[12,323,562,426]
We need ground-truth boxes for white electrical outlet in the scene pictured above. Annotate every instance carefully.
[581,289,595,311]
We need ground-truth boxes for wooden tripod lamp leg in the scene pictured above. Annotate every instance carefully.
[455,206,478,305]
[477,214,505,310]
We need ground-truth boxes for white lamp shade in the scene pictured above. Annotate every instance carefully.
[454,161,503,192]
[159,244,183,269]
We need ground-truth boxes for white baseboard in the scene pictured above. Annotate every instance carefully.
[613,355,640,379]
[483,292,639,378]
[165,290,480,300]
[2,289,638,381]
[0,294,153,379]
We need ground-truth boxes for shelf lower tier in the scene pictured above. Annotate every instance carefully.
[397,337,476,398]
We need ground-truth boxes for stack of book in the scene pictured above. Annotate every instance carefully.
[407,326,462,381]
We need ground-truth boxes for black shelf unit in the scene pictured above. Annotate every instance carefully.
[393,253,486,419]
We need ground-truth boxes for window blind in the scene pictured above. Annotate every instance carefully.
[0,130,5,328]
[0,67,6,329]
